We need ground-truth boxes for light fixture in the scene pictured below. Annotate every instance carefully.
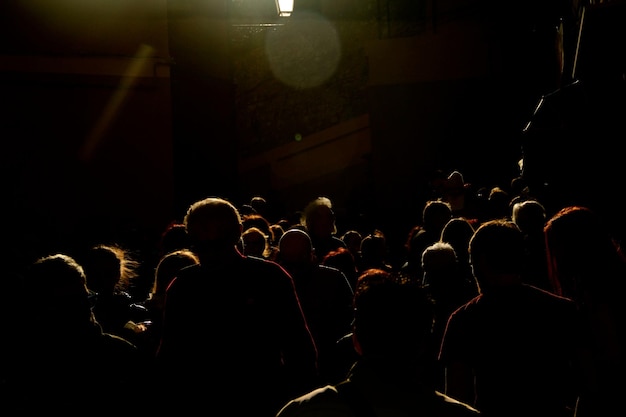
[275,0,294,17]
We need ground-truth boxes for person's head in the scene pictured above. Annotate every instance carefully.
[341,230,363,256]
[422,200,452,233]
[301,196,337,239]
[250,196,269,219]
[269,223,285,246]
[421,241,458,288]
[469,219,525,292]
[184,197,243,261]
[510,175,529,198]
[359,230,388,267]
[82,244,138,295]
[23,253,96,326]
[441,170,467,211]
[440,217,475,261]
[487,186,511,220]
[321,247,358,284]
[242,213,273,240]
[511,199,546,236]
[241,226,270,258]
[151,249,199,300]
[277,228,315,272]
[159,222,190,256]
[544,205,624,300]
[352,269,435,364]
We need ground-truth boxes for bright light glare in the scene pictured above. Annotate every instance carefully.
[275,0,294,16]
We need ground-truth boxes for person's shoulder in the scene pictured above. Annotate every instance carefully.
[276,385,352,417]
[242,255,286,272]
[449,293,481,314]
[429,391,482,415]
[163,263,201,290]
[522,284,577,309]
[443,295,482,332]
[316,264,347,278]
[168,262,202,280]
[241,256,295,287]
[99,331,138,353]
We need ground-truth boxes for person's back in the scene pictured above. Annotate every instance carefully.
[136,248,199,358]
[439,219,579,417]
[5,253,147,413]
[155,197,318,416]
[421,241,477,392]
[544,205,626,417]
[277,228,354,385]
[275,269,480,417]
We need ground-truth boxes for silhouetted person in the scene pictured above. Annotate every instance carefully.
[511,198,551,291]
[5,253,147,413]
[136,248,199,358]
[158,222,191,258]
[440,217,479,296]
[81,243,149,344]
[276,268,480,417]
[485,186,511,221]
[340,229,363,265]
[155,197,318,416]
[439,219,579,417]
[357,230,393,274]
[440,170,471,218]
[544,205,626,417]
[521,1,626,246]
[277,228,354,385]
[301,196,347,261]
[421,241,478,392]
[321,246,359,290]
[401,200,453,281]
[241,225,271,259]
[250,195,272,222]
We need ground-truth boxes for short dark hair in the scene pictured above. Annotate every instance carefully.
[469,219,524,277]
[353,269,434,358]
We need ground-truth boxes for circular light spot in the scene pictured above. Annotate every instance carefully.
[265,11,341,89]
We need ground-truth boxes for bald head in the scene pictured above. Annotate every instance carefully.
[278,228,314,265]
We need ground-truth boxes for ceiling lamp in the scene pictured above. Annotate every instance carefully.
[275,0,294,16]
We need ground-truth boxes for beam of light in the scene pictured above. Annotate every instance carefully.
[80,44,155,162]
[275,0,294,17]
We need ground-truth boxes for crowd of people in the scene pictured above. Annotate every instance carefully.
[1,167,625,417]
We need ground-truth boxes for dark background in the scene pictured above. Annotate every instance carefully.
[1,0,624,270]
